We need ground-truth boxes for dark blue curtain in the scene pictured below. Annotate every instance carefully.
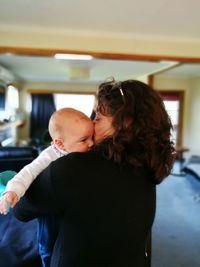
[30,94,56,145]
[0,88,5,109]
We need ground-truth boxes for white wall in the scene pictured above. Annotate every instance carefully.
[154,76,200,157]
[1,26,200,58]
[186,78,200,156]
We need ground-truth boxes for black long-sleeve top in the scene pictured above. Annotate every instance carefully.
[13,150,156,267]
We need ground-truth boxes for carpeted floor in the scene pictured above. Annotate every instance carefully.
[152,165,200,267]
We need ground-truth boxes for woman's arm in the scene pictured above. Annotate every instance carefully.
[13,152,81,222]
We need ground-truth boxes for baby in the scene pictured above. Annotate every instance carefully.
[0,107,94,214]
[0,107,94,267]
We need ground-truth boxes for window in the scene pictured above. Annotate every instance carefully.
[54,93,95,117]
[159,91,184,147]
[7,85,19,109]
[163,100,179,145]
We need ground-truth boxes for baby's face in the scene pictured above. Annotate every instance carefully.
[62,119,94,153]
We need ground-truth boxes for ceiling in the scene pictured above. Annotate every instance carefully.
[1,0,200,41]
[0,0,200,83]
[0,54,179,83]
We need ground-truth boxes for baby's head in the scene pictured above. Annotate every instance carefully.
[49,108,94,153]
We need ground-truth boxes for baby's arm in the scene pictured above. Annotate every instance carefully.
[0,191,18,214]
[0,146,59,214]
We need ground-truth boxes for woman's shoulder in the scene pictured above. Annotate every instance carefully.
[53,151,102,166]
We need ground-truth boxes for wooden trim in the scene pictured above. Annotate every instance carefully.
[148,75,154,87]
[28,89,96,95]
[1,46,200,63]
[177,91,184,147]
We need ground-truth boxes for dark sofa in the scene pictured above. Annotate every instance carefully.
[0,146,38,172]
[0,146,42,267]
[182,155,200,180]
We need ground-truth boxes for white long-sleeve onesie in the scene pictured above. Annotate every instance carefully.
[4,144,68,199]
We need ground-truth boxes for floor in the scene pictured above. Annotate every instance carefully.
[152,163,200,267]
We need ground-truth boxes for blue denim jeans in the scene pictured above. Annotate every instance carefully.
[37,215,59,267]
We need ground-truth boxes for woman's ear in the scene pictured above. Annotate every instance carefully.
[53,138,64,150]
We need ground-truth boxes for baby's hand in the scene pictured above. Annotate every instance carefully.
[0,191,19,215]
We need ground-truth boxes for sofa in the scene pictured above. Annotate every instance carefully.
[182,155,200,180]
[0,146,42,267]
[0,146,38,172]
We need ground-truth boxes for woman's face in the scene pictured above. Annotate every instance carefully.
[94,111,114,144]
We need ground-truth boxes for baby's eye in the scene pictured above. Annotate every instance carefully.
[80,138,87,142]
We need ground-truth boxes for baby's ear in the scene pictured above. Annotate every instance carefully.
[53,138,64,150]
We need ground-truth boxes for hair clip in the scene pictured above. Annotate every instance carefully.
[119,87,124,97]
[119,86,126,104]
[111,82,126,104]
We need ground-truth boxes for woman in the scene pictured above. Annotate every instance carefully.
[13,79,175,267]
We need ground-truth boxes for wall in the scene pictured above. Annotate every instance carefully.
[1,26,200,58]
[186,78,200,155]
[154,75,200,157]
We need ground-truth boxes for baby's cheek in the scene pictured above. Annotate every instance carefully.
[77,146,86,153]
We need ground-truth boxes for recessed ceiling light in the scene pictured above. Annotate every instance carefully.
[54,54,93,60]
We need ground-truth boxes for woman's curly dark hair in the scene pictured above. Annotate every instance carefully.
[96,78,176,183]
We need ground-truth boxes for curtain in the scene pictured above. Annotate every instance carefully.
[0,92,5,109]
[0,84,5,109]
[30,94,56,145]
[159,92,180,101]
